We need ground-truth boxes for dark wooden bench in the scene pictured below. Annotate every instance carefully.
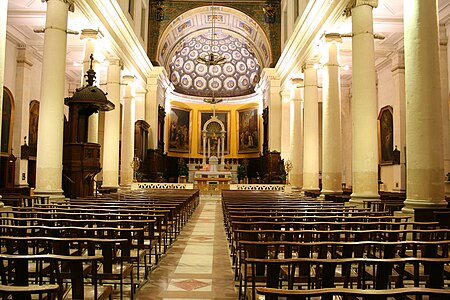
[0,236,133,299]
[245,257,450,300]
[0,253,111,300]
[256,286,450,300]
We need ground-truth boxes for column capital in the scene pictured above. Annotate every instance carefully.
[107,57,123,68]
[301,62,318,72]
[16,46,34,67]
[261,68,280,81]
[42,0,75,12]
[389,51,405,72]
[354,0,378,8]
[291,77,303,88]
[80,29,102,40]
[122,75,135,84]
[323,33,342,43]
[345,0,378,16]
[439,24,448,46]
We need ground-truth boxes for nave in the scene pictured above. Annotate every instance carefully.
[0,188,450,299]
[137,199,237,299]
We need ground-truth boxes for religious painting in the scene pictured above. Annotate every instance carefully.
[378,106,394,164]
[238,108,259,153]
[168,107,191,153]
[28,100,40,156]
[198,111,229,154]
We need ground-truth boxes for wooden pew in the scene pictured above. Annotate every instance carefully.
[0,236,133,299]
[0,253,111,300]
[245,257,450,300]
[236,240,450,299]
[256,286,450,300]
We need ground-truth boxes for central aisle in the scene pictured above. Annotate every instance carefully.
[136,199,237,299]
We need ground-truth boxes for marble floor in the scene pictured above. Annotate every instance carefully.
[135,197,237,299]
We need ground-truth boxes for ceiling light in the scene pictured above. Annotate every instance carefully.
[203,97,223,105]
[196,0,226,66]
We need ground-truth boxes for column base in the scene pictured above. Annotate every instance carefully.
[320,189,343,199]
[287,185,303,194]
[402,198,448,215]
[303,187,320,192]
[33,188,66,203]
[97,185,119,194]
[120,184,132,190]
[349,193,379,203]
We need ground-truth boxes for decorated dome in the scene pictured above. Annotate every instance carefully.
[169,33,261,98]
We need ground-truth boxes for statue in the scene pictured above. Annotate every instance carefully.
[131,156,141,182]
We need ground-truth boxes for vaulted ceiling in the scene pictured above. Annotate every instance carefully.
[6,0,450,96]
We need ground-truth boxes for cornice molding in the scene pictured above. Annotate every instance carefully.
[276,0,348,87]
[74,0,152,89]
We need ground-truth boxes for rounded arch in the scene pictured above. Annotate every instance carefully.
[203,115,226,134]
[156,5,272,70]
[1,87,15,155]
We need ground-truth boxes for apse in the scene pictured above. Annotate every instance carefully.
[169,32,261,98]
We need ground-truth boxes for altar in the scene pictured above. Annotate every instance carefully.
[194,156,232,195]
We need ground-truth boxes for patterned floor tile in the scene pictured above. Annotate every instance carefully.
[168,278,212,291]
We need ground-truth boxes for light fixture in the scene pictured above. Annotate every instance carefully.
[196,0,226,66]
[203,97,223,105]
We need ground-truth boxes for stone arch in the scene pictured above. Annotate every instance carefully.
[156,5,272,69]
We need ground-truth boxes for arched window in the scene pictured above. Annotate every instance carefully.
[1,87,14,155]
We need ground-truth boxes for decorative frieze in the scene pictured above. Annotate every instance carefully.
[230,184,286,192]
[133,182,194,190]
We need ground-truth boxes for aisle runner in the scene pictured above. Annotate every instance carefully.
[137,201,237,299]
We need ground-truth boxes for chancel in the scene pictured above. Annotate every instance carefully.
[1,0,450,299]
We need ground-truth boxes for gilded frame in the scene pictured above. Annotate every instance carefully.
[198,110,230,154]
[378,105,394,165]
[237,107,259,153]
[168,107,191,153]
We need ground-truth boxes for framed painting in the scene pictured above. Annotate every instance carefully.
[168,107,191,153]
[198,111,230,154]
[378,105,394,164]
[238,108,259,153]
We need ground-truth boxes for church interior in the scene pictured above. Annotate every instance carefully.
[0,0,450,299]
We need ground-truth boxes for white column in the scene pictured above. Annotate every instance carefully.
[202,132,207,164]
[35,0,72,198]
[262,68,282,152]
[208,139,211,160]
[13,46,34,187]
[280,90,291,159]
[221,133,225,165]
[80,29,101,144]
[217,138,221,159]
[403,0,447,213]
[302,64,320,191]
[145,67,165,149]
[440,25,450,197]
[321,34,343,196]
[102,58,122,189]
[341,83,352,189]
[0,0,6,205]
[290,84,303,189]
[390,51,406,191]
[349,0,379,204]
[120,75,136,188]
